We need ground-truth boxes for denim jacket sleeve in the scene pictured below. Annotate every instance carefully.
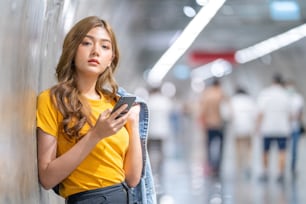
[117,87,157,204]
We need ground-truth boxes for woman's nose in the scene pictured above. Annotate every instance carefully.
[91,44,100,56]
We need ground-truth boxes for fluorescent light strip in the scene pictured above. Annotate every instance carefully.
[147,0,226,86]
[235,23,306,64]
[190,58,232,81]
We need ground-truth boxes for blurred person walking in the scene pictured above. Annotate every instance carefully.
[256,74,291,183]
[198,78,228,177]
[229,86,258,179]
[147,86,173,193]
[285,80,305,177]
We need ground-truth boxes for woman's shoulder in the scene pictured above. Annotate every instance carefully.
[38,88,51,98]
[37,89,52,104]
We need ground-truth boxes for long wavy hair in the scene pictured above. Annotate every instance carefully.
[50,16,120,140]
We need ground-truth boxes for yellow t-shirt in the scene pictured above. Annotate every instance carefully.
[36,89,129,198]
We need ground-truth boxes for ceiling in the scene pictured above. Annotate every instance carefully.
[132,0,305,63]
[73,0,306,97]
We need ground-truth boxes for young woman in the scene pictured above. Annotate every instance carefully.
[36,16,156,204]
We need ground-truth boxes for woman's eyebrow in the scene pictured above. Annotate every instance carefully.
[84,35,111,43]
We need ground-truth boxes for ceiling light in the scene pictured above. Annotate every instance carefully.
[270,0,300,21]
[191,77,206,93]
[147,0,226,86]
[173,64,190,80]
[196,0,209,6]
[184,6,196,18]
[235,23,306,64]
[190,59,232,81]
[161,82,176,98]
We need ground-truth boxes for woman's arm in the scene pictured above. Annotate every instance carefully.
[37,104,129,189]
[123,104,142,187]
[37,128,101,189]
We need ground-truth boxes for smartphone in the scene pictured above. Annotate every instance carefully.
[111,96,136,119]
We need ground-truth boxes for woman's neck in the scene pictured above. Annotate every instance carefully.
[77,77,101,100]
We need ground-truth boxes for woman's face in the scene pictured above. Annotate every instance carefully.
[75,26,113,78]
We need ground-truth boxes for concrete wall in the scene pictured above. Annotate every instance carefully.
[1,1,75,203]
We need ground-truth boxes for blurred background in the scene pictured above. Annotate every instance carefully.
[0,0,306,203]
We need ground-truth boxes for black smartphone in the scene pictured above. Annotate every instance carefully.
[111,96,136,119]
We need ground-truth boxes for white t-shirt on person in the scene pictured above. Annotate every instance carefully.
[148,92,173,139]
[257,84,291,137]
[230,94,257,137]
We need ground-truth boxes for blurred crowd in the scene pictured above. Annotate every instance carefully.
[144,73,305,203]
[197,73,305,182]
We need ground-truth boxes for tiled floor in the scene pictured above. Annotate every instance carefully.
[151,115,306,204]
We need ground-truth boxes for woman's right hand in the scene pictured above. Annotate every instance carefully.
[90,104,129,139]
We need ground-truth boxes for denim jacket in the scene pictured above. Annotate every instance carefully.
[117,87,157,204]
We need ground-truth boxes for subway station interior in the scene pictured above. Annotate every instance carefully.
[1,0,306,203]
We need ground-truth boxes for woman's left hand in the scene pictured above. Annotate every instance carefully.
[126,103,140,126]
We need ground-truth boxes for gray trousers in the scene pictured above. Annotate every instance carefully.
[66,182,131,204]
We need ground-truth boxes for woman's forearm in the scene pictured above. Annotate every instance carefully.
[124,123,142,187]
[38,129,100,189]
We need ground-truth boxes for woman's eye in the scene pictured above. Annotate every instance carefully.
[101,45,110,49]
[81,41,92,46]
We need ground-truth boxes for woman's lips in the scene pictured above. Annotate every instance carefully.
[88,59,100,64]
